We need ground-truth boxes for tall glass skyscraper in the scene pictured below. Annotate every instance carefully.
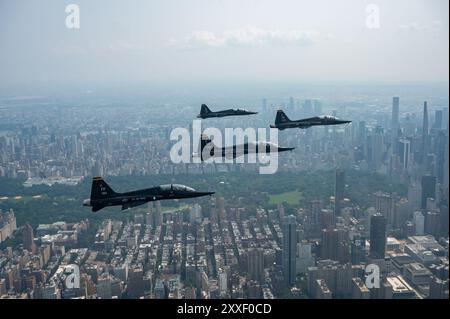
[421,175,437,210]
[282,215,297,286]
[334,169,345,217]
[392,97,400,154]
[369,213,387,259]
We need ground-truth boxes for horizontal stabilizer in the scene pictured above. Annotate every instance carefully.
[92,204,107,212]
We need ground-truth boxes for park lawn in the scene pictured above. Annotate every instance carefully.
[268,191,302,205]
[0,194,48,204]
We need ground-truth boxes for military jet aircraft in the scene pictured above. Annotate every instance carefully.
[193,135,295,161]
[83,177,214,212]
[270,110,351,130]
[197,104,257,119]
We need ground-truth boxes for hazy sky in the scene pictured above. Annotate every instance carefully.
[0,0,448,89]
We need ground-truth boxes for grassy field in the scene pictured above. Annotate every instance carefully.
[268,191,302,205]
[0,194,48,204]
[1,170,407,228]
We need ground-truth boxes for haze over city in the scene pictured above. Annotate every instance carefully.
[0,0,448,303]
[0,0,449,93]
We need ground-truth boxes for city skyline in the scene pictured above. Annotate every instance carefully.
[0,0,448,303]
[0,87,448,299]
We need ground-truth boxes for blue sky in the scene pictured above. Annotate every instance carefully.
[0,0,448,89]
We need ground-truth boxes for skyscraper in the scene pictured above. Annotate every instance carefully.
[358,121,366,145]
[218,267,228,296]
[305,200,323,237]
[371,126,385,169]
[413,211,425,235]
[127,266,144,298]
[96,274,112,299]
[443,107,449,129]
[289,97,295,111]
[154,279,166,299]
[351,235,367,264]
[248,247,265,283]
[434,110,443,129]
[422,101,429,161]
[435,130,447,184]
[282,215,297,286]
[369,214,387,259]
[444,126,449,191]
[297,242,315,273]
[425,211,440,237]
[398,139,411,170]
[23,223,35,253]
[154,201,162,227]
[303,100,312,117]
[421,175,436,210]
[314,100,322,114]
[334,169,345,217]
[392,97,400,153]
[321,228,339,260]
[373,191,396,226]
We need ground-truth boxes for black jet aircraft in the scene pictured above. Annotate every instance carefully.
[194,135,295,161]
[83,177,214,212]
[270,110,351,130]
[197,104,257,119]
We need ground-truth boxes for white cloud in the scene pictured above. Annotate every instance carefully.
[169,26,324,49]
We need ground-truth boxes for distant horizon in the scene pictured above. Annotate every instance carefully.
[1,79,449,96]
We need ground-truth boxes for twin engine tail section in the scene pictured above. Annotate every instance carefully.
[90,177,117,212]
[200,134,216,161]
[275,110,291,125]
[91,177,117,200]
[200,104,212,116]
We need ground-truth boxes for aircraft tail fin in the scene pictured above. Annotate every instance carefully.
[275,109,291,125]
[200,104,212,115]
[199,134,216,161]
[90,177,117,201]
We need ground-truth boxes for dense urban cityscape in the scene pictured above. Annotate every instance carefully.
[0,0,448,306]
[0,85,448,299]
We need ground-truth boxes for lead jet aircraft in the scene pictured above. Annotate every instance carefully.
[194,135,295,161]
[83,177,214,212]
[270,110,351,130]
[197,104,257,119]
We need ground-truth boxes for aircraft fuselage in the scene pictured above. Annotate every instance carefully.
[271,116,351,130]
[198,109,257,119]
[201,142,294,161]
[83,183,214,212]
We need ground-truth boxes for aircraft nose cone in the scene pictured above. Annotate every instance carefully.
[279,147,295,152]
[197,191,215,197]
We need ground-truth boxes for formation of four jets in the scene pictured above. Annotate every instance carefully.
[83,104,351,212]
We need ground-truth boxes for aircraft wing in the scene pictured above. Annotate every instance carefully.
[121,200,147,210]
